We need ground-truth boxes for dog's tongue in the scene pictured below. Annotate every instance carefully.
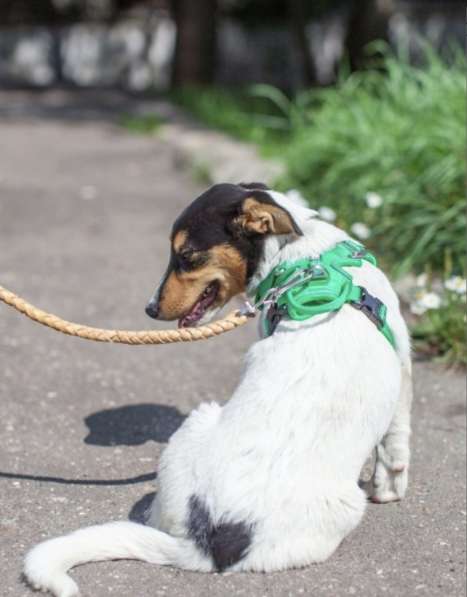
[178,302,205,328]
[178,283,218,328]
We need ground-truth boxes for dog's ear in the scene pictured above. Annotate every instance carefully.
[235,195,303,236]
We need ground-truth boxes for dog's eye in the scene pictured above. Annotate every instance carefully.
[178,249,195,270]
[180,249,194,260]
[178,249,207,271]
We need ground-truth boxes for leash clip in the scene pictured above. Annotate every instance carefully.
[270,266,324,300]
[238,300,257,318]
[255,264,327,315]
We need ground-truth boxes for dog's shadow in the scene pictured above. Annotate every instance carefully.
[84,403,186,447]
[84,404,186,523]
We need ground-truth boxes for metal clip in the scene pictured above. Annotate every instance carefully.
[255,265,327,312]
[238,300,257,317]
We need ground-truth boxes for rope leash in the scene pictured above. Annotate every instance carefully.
[0,285,251,345]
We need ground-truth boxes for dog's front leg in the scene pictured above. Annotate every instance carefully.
[370,361,413,503]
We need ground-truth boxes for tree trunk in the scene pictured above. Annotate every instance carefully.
[288,0,317,87]
[171,0,217,87]
[345,0,395,71]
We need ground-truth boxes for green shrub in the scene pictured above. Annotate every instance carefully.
[120,114,165,134]
[171,87,288,155]
[410,277,466,367]
[277,45,466,277]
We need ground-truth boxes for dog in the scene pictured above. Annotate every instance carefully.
[24,183,412,597]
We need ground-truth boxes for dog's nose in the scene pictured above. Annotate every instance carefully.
[145,300,159,320]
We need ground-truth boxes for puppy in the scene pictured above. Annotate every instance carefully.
[24,183,412,597]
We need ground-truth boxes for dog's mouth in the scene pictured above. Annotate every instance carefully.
[178,281,220,328]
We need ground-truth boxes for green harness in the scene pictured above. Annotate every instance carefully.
[254,240,396,348]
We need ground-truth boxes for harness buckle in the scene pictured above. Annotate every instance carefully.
[351,287,385,329]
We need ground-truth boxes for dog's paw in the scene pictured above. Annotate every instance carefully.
[369,456,408,504]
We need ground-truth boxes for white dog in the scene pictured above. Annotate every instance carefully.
[24,184,412,597]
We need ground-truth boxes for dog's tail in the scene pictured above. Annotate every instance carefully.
[24,521,209,597]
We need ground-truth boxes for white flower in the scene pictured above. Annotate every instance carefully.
[318,206,336,222]
[421,292,442,309]
[410,289,442,315]
[416,273,428,287]
[350,222,371,240]
[286,189,308,208]
[410,301,427,316]
[444,276,466,295]
[365,192,383,209]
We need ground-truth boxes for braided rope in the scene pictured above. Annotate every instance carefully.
[0,285,251,345]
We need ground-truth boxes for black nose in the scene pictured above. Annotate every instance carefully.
[145,300,159,320]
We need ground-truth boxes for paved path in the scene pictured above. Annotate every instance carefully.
[0,91,465,597]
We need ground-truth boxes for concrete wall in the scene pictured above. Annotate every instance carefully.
[0,15,175,90]
[0,2,463,91]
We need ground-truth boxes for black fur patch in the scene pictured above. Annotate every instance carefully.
[187,495,253,572]
[239,182,270,191]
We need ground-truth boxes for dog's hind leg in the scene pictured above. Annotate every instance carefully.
[370,361,413,503]
[147,401,223,533]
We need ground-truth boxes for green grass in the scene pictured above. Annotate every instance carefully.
[282,44,467,367]
[120,113,165,135]
[275,44,466,278]
[171,87,288,156]
[412,290,466,367]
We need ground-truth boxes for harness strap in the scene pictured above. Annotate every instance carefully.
[350,287,395,348]
[254,240,396,348]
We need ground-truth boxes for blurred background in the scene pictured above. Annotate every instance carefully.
[0,0,463,90]
[0,0,465,365]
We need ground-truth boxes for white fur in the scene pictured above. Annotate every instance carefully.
[24,191,412,596]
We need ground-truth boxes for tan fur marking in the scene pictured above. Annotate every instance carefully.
[158,271,203,320]
[173,230,188,253]
[210,244,247,299]
[157,244,248,321]
[239,197,297,235]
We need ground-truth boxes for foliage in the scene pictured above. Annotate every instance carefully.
[275,44,466,277]
[120,114,165,135]
[279,45,466,367]
[171,87,288,155]
[411,283,466,367]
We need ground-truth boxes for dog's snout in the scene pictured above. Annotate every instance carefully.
[145,299,160,320]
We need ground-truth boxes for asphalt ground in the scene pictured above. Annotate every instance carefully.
[0,91,465,597]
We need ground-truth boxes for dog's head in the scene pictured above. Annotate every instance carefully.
[145,183,303,327]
